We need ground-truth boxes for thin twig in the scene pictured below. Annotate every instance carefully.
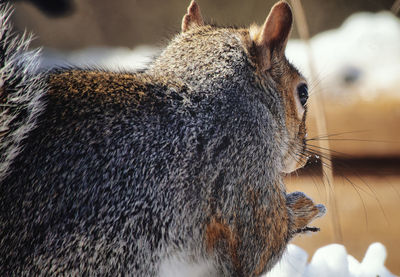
[290,0,343,243]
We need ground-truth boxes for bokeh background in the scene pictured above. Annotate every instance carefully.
[9,0,395,49]
[9,0,400,274]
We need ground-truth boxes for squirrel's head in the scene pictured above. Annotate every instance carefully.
[151,1,309,174]
[244,1,309,173]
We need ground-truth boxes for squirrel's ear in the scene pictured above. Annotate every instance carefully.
[252,1,293,69]
[182,0,204,32]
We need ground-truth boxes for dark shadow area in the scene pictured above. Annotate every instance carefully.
[299,157,400,176]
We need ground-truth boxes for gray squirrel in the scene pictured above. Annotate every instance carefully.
[0,1,325,276]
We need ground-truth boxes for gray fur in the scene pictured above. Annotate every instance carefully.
[0,4,47,182]
[0,3,324,276]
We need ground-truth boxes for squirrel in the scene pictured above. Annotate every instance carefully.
[0,1,325,276]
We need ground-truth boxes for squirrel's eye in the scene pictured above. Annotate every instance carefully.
[297,83,308,106]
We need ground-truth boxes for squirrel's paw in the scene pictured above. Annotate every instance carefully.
[286,191,326,234]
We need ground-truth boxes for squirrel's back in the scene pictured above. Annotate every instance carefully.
[1,68,202,274]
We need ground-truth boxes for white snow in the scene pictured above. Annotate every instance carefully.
[266,244,309,277]
[285,11,400,102]
[265,242,396,277]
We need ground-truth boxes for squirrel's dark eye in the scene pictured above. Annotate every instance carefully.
[297,83,308,106]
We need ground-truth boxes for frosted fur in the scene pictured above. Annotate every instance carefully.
[158,251,217,277]
[0,4,46,182]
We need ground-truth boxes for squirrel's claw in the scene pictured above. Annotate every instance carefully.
[315,204,327,218]
[295,226,320,234]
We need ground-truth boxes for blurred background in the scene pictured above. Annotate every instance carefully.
[9,0,396,48]
[9,0,400,274]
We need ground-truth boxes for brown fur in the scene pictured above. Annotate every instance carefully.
[253,1,293,70]
[47,69,187,111]
[246,188,290,276]
[205,217,241,273]
[181,0,204,32]
[287,194,322,230]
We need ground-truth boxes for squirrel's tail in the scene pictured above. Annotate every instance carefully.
[0,4,47,181]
